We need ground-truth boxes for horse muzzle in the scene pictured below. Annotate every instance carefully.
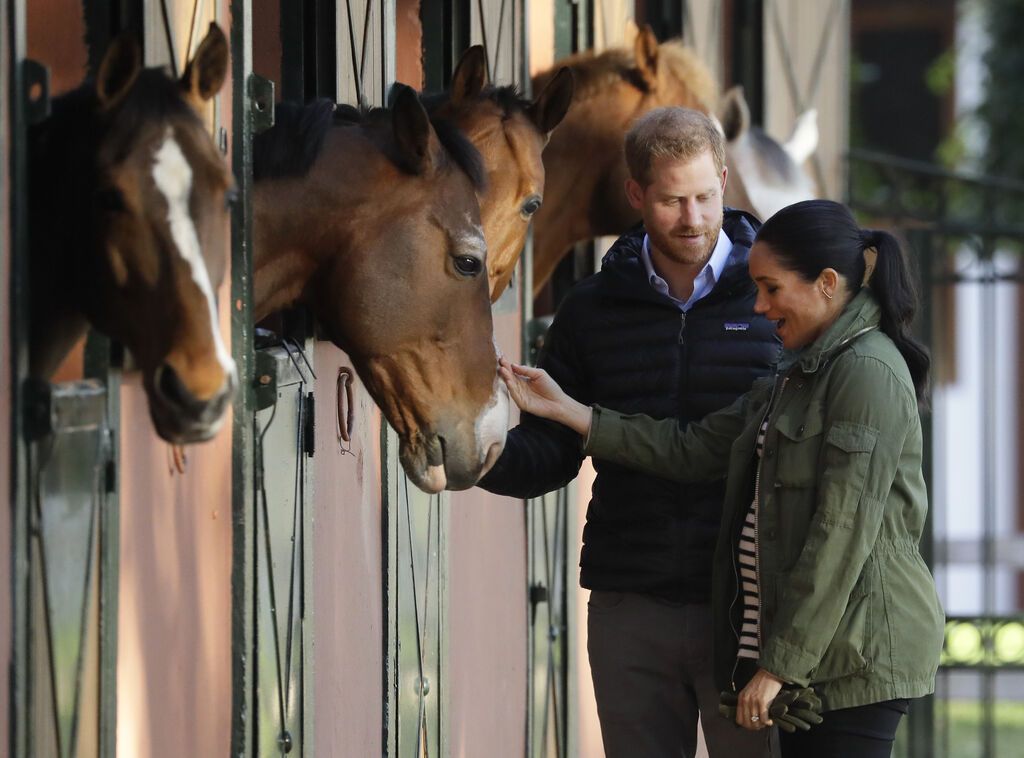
[399,378,509,493]
[146,361,237,443]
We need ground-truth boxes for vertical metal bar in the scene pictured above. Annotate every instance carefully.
[316,0,337,99]
[904,228,936,758]
[279,0,305,102]
[8,0,30,753]
[230,0,256,754]
[731,0,763,122]
[980,241,996,758]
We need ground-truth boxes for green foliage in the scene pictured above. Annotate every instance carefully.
[978,0,1024,181]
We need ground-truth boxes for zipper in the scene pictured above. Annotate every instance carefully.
[755,375,788,653]
[730,369,786,690]
[677,311,686,344]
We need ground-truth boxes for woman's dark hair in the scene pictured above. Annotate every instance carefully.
[755,199,930,405]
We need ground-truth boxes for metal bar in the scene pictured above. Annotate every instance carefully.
[229,0,257,754]
[8,0,30,752]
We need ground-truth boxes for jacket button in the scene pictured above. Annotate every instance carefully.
[766,448,775,457]
[797,424,805,435]
[764,528,777,539]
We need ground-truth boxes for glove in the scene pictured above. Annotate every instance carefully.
[718,690,738,722]
[769,687,824,733]
[718,687,824,733]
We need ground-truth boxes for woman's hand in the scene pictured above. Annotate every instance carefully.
[498,358,592,436]
[736,669,784,731]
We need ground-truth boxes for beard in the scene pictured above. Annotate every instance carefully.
[648,217,723,267]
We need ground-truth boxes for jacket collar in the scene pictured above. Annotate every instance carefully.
[789,289,881,374]
[599,209,761,306]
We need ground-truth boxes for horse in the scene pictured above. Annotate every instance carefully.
[718,85,818,223]
[251,84,508,493]
[28,24,237,443]
[423,46,574,301]
[529,26,818,295]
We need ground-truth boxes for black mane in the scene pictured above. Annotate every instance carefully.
[253,97,486,190]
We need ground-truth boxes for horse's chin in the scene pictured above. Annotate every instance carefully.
[149,402,227,445]
[406,464,448,495]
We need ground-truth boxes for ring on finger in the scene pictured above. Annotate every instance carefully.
[751,714,760,723]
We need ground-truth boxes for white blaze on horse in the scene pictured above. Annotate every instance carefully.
[29,24,236,443]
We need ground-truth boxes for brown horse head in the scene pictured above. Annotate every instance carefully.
[718,86,818,220]
[425,46,573,300]
[252,85,507,492]
[529,26,720,294]
[29,24,236,443]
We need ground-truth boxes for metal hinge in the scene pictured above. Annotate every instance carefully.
[529,582,548,624]
[253,349,279,412]
[248,74,275,134]
[22,59,50,125]
[303,392,315,457]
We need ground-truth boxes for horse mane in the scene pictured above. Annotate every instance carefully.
[420,83,532,121]
[254,97,486,190]
[534,40,717,111]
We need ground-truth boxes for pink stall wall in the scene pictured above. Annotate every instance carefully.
[116,376,233,756]
[448,309,527,758]
[312,341,385,757]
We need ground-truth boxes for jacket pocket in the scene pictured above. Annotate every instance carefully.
[808,576,872,683]
[818,422,880,527]
[773,410,825,487]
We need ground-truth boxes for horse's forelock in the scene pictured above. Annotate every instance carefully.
[430,116,487,192]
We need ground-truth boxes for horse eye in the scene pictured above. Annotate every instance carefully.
[453,255,483,277]
[521,196,542,218]
[97,187,125,212]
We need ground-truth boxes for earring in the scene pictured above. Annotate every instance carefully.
[822,287,833,300]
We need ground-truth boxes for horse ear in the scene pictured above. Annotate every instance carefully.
[391,83,436,175]
[450,46,488,106]
[718,86,750,142]
[96,33,141,108]
[634,24,659,89]
[180,23,229,106]
[784,108,819,165]
[527,67,574,135]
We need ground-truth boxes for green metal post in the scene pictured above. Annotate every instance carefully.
[230,0,256,755]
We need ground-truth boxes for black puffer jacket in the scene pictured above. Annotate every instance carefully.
[480,210,780,601]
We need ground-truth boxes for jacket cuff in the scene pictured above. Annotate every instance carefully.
[581,405,606,456]
[758,636,819,688]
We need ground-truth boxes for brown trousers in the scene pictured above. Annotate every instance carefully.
[587,591,775,758]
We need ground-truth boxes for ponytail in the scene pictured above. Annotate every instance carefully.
[756,200,931,408]
[863,230,931,406]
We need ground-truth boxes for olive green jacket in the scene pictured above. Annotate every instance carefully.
[585,290,944,711]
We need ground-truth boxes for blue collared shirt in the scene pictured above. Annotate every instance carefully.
[640,228,735,311]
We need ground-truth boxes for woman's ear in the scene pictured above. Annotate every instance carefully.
[820,267,841,296]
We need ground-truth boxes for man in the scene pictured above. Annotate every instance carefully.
[479,107,779,756]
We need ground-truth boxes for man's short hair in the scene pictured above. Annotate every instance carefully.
[624,107,725,186]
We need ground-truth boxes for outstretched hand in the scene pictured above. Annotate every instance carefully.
[498,358,592,436]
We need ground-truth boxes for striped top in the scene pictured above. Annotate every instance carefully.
[736,417,769,660]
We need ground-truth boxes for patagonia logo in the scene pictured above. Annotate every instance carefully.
[724,322,750,332]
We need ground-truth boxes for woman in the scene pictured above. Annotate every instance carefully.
[501,200,944,757]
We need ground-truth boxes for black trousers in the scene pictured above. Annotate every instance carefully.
[778,699,910,758]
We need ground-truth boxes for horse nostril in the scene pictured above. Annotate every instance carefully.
[156,364,191,409]
[154,360,202,407]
